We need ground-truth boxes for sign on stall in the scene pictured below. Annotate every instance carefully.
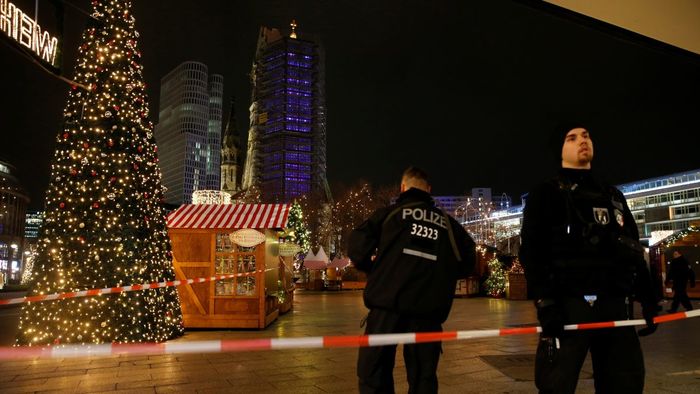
[279,242,301,257]
[229,229,266,248]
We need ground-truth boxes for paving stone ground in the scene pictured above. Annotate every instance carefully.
[1,291,699,393]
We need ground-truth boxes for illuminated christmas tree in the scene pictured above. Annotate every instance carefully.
[16,0,183,345]
[484,257,506,297]
[286,201,311,253]
[332,182,375,255]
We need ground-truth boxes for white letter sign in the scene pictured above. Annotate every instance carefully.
[1,0,60,67]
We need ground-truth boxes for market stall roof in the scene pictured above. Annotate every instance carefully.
[304,259,328,270]
[303,250,316,261]
[328,257,351,269]
[167,204,290,230]
[315,246,329,263]
[303,247,330,270]
[650,225,700,248]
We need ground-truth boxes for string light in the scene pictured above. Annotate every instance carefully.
[508,258,524,274]
[330,183,375,255]
[16,0,183,346]
[293,183,397,256]
[659,225,699,248]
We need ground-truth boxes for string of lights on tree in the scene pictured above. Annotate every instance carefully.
[296,194,332,252]
[241,184,263,204]
[283,201,311,254]
[20,244,38,285]
[331,183,375,256]
[508,258,524,274]
[290,183,408,256]
[484,257,506,297]
[17,0,183,346]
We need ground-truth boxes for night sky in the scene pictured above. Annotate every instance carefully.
[2,0,699,211]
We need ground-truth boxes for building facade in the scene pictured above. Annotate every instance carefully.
[243,22,330,203]
[0,160,29,282]
[436,188,512,220]
[433,196,468,218]
[155,61,224,205]
[621,169,700,240]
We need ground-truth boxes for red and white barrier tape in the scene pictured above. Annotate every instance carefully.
[1,310,697,360]
[0,270,271,306]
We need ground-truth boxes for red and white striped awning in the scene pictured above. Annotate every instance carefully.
[167,204,290,230]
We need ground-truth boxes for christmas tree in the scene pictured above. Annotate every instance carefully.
[484,257,506,297]
[16,0,183,345]
[285,201,311,254]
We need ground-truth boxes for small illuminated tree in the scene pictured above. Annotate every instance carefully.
[332,182,374,256]
[285,201,311,254]
[17,0,183,345]
[484,257,506,297]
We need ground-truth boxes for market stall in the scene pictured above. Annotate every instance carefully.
[166,203,291,328]
[649,225,700,299]
[303,247,329,290]
[326,257,350,290]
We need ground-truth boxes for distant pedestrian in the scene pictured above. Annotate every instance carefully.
[666,250,695,313]
[348,166,475,393]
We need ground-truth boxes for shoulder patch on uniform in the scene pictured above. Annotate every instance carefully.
[614,209,624,227]
[593,207,610,225]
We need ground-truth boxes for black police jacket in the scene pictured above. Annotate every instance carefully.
[347,188,476,322]
[520,168,656,305]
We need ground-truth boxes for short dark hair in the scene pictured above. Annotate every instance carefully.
[402,166,429,183]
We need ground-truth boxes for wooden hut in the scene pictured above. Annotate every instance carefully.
[649,225,700,299]
[303,248,329,291]
[166,204,291,329]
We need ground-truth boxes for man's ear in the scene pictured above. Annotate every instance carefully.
[400,183,406,193]
[428,185,432,193]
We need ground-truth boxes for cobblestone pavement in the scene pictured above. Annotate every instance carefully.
[1,291,699,393]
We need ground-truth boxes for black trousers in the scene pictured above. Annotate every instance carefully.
[358,308,442,394]
[670,287,693,312]
[535,298,645,394]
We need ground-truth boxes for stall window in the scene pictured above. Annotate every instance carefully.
[214,233,257,296]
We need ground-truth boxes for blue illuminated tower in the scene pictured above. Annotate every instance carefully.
[243,21,330,203]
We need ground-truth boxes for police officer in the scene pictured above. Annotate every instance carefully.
[519,124,659,393]
[348,166,475,394]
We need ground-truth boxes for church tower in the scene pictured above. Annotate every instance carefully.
[221,100,242,195]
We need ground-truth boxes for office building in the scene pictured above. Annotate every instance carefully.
[155,61,224,205]
[621,169,700,240]
[436,188,511,221]
[434,196,468,218]
[0,160,29,282]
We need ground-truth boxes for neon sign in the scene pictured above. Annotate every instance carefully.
[1,0,59,67]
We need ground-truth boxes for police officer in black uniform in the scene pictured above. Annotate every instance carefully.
[520,124,659,393]
[348,167,475,394]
